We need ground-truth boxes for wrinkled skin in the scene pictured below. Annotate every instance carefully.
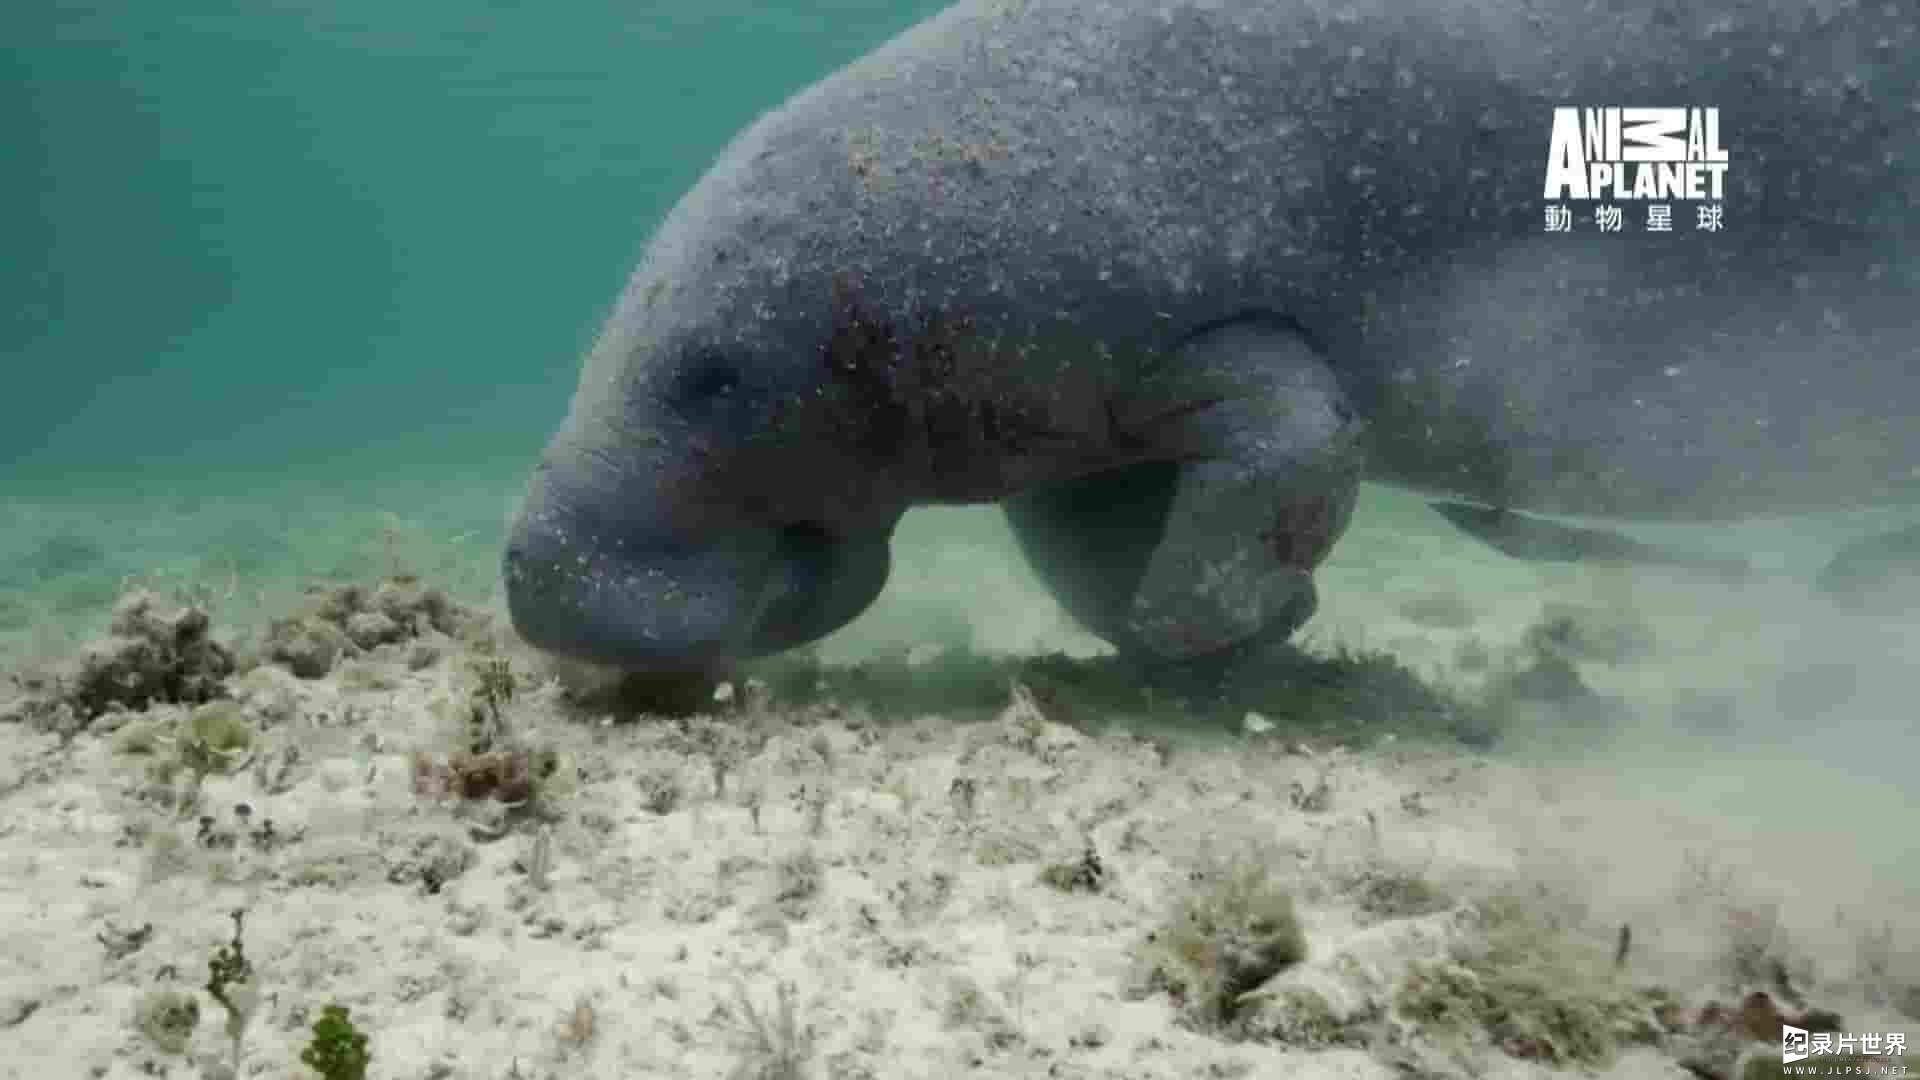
[507,0,1918,675]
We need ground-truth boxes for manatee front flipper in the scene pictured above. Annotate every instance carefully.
[744,524,893,656]
[1006,317,1363,668]
[1430,500,1750,580]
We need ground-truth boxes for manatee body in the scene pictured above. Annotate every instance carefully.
[1428,501,1752,581]
[507,0,1918,674]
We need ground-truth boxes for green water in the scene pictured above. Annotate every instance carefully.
[1,1,1912,654]
[4,0,1918,922]
[0,0,972,653]
[4,0,944,495]
[5,11,1920,1052]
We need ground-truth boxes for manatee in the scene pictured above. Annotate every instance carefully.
[506,0,1918,675]
[1430,501,1751,580]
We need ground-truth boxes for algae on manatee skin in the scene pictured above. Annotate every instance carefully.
[1393,896,1664,1068]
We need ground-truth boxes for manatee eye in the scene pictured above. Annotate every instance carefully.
[672,351,741,407]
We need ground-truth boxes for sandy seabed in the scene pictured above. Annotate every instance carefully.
[2,483,1917,1080]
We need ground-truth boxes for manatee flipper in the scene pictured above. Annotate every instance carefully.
[1003,460,1180,653]
[1431,501,1645,561]
[1817,522,1920,603]
[1006,317,1361,663]
[743,525,893,656]
[1430,500,1750,580]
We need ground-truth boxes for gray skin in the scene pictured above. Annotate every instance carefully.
[506,0,1919,676]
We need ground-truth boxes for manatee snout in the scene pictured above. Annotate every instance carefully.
[504,454,893,674]
[504,467,765,673]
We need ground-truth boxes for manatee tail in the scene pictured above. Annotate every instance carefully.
[1429,500,1751,581]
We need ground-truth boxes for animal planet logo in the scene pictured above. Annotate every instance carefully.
[1543,107,1729,201]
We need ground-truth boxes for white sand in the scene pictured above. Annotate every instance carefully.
[2,484,1917,1078]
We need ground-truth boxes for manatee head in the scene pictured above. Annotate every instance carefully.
[502,282,915,674]
[504,113,940,675]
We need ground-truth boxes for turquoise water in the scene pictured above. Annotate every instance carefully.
[6,12,1920,1064]
[2,0,955,649]
[2,1,1913,658]
[4,1,944,495]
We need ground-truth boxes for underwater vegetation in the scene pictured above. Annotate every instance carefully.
[111,700,256,817]
[1134,861,1310,1027]
[262,576,487,679]
[1393,896,1666,1067]
[6,589,234,728]
[752,638,1501,749]
[1,564,1912,1079]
